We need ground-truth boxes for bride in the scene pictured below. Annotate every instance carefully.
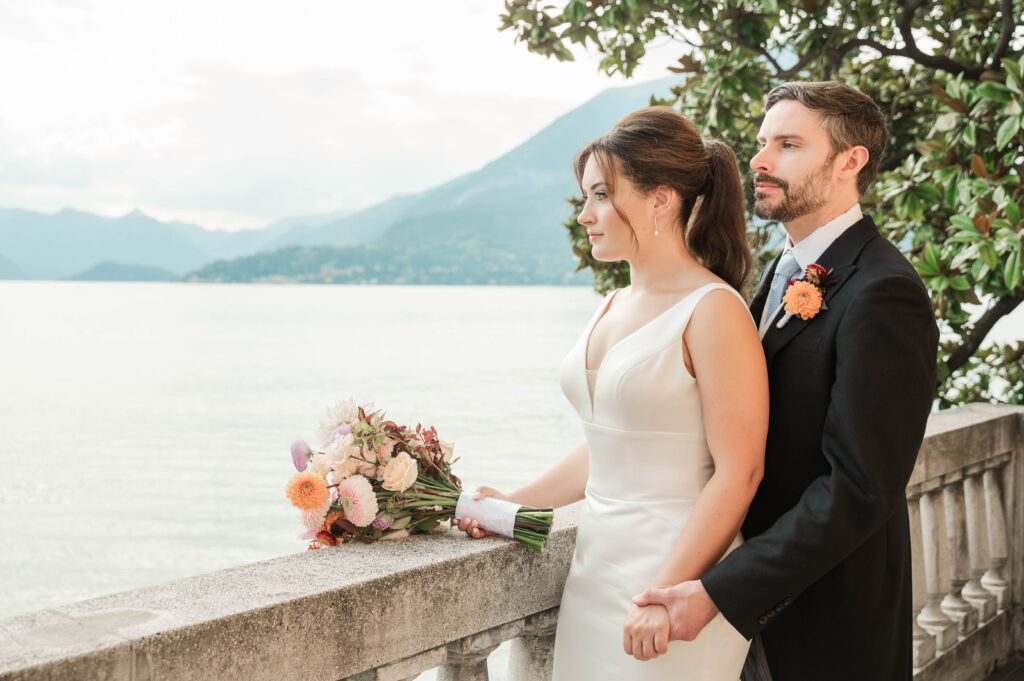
[458,107,768,679]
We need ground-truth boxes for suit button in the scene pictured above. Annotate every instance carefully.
[775,602,785,612]
[758,616,768,625]
[766,610,776,619]
[783,597,792,606]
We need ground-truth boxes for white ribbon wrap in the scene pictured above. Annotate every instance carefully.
[455,492,521,539]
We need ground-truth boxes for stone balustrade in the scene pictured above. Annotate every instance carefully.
[910,404,1023,681]
[0,404,1021,681]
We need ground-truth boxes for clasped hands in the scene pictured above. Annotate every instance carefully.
[454,490,719,662]
[624,580,720,661]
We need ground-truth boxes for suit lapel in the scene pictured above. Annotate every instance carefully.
[762,216,881,366]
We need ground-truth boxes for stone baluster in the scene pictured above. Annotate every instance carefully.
[981,460,1010,610]
[915,485,958,650]
[962,468,997,622]
[912,616,936,672]
[439,620,525,681]
[940,471,979,635]
[508,608,559,681]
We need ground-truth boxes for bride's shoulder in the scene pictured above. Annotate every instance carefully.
[686,282,755,332]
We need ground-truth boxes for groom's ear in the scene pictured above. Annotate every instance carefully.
[836,145,870,184]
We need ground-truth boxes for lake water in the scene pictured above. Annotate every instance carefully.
[0,282,602,623]
[1,281,1021,677]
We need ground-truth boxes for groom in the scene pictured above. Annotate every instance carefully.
[634,81,938,680]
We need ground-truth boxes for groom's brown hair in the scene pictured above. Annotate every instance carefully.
[765,81,888,195]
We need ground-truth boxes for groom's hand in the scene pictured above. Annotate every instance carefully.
[632,580,719,642]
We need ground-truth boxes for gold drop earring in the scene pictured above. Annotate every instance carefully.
[654,213,659,237]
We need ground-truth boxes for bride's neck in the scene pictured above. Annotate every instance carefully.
[626,239,701,293]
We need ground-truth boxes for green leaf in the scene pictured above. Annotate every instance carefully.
[1005,250,1023,290]
[949,214,976,232]
[1005,201,1022,225]
[949,275,971,291]
[995,115,1019,150]
[924,242,942,272]
[976,82,1012,103]
[963,122,977,146]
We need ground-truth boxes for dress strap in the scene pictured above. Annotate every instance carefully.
[660,282,752,336]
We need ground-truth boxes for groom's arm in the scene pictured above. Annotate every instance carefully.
[699,273,938,639]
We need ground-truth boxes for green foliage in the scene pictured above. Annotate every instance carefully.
[500,0,1024,406]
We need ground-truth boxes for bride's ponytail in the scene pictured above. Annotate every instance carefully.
[687,139,752,295]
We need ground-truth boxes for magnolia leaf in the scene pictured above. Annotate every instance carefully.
[930,84,970,115]
[949,275,971,291]
[1005,100,1023,116]
[1005,201,1022,226]
[995,115,1019,150]
[1005,250,1022,291]
[934,112,959,132]
[973,213,992,237]
[970,154,988,179]
[963,122,977,146]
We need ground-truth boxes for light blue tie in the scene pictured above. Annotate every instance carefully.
[767,249,802,314]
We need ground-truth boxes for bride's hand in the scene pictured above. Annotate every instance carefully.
[623,603,670,661]
[454,486,509,539]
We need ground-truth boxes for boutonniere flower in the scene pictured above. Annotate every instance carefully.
[776,264,840,328]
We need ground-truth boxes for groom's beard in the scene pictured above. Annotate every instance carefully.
[753,154,836,223]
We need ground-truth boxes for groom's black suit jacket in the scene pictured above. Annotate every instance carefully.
[702,216,938,681]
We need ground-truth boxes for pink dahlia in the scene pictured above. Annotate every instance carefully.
[336,475,379,527]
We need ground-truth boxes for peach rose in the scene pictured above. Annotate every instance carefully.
[382,452,418,492]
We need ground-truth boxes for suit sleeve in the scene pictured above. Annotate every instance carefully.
[701,273,939,639]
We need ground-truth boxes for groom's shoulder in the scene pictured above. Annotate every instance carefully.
[852,218,925,287]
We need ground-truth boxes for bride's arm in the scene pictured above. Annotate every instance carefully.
[456,441,589,537]
[508,440,589,508]
[624,290,767,659]
[650,290,768,587]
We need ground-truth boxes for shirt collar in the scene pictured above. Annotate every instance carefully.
[786,203,862,270]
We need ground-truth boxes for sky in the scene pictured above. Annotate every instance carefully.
[0,0,682,231]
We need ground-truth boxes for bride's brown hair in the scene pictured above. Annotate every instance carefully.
[573,106,752,295]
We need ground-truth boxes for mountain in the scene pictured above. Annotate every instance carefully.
[0,253,28,279]
[0,207,348,280]
[271,76,676,252]
[66,261,177,282]
[193,76,678,283]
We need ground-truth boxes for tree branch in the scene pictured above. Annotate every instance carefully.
[946,292,1024,374]
[990,0,1015,68]
[894,0,988,79]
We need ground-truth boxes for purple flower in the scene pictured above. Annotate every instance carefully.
[372,515,393,530]
[327,425,351,445]
[291,439,312,471]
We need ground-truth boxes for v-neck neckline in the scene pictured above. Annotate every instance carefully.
[584,282,719,377]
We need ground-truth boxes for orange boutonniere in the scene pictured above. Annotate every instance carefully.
[777,263,840,328]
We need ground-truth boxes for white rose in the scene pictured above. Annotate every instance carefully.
[382,452,418,492]
[439,439,455,463]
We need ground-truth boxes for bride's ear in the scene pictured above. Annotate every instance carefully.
[652,185,677,217]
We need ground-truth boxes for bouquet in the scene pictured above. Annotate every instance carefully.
[285,399,553,553]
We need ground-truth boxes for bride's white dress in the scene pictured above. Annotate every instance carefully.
[552,282,751,680]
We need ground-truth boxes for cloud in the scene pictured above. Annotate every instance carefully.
[0,0,683,230]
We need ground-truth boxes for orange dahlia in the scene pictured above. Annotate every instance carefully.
[783,280,823,320]
[285,471,330,511]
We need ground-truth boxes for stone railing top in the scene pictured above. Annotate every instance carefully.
[2,405,1022,681]
[0,504,581,681]
[909,404,1023,488]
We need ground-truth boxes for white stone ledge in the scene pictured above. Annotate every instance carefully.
[1,405,1022,681]
[0,505,580,681]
